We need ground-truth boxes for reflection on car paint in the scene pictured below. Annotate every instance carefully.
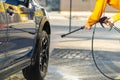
[0,0,50,79]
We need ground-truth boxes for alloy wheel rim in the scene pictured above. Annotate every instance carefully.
[39,32,49,75]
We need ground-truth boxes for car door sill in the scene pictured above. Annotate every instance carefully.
[0,57,31,79]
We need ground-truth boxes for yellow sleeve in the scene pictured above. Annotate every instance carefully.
[112,13,120,22]
[85,0,107,28]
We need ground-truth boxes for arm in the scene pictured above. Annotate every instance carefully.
[85,0,108,29]
[111,13,120,23]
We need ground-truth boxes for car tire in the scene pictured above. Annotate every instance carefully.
[22,30,50,80]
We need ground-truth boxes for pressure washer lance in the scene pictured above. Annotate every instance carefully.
[60,17,107,38]
[60,17,105,38]
[61,26,85,38]
[61,16,120,38]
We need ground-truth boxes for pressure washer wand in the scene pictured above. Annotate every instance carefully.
[9,26,35,35]
[61,26,85,38]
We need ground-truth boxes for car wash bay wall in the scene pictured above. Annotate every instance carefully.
[60,0,118,12]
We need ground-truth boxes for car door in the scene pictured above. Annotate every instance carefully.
[4,0,36,66]
[0,0,8,69]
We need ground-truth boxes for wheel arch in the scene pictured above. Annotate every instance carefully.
[39,17,51,35]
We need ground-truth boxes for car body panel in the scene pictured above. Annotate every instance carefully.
[3,0,36,68]
[0,0,50,79]
[0,1,8,69]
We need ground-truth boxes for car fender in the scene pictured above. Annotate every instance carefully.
[39,16,50,34]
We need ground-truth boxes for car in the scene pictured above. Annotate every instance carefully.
[0,0,51,80]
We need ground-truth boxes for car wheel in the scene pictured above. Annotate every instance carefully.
[22,30,50,80]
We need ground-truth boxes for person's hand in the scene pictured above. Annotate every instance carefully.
[84,24,92,30]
